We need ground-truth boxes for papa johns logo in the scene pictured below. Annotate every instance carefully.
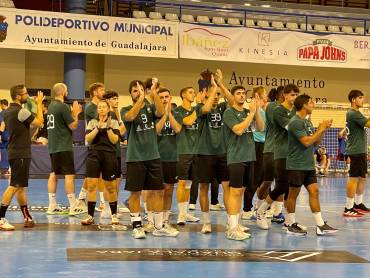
[297,39,347,63]
[0,15,8,42]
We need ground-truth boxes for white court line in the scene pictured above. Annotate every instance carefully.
[290,252,322,262]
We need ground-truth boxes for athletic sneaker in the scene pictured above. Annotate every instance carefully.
[81,215,94,225]
[95,203,105,212]
[353,203,370,214]
[0,218,15,231]
[316,222,339,236]
[287,223,307,236]
[271,213,285,224]
[111,214,120,225]
[241,210,255,220]
[164,223,179,234]
[46,205,69,215]
[132,227,146,239]
[283,222,307,231]
[226,227,251,241]
[343,207,364,217]
[256,212,269,230]
[210,203,225,211]
[143,223,155,233]
[266,209,274,218]
[177,214,186,225]
[188,204,196,211]
[201,223,212,234]
[185,213,200,223]
[69,204,87,216]
[153,225,179,237]
[238,223,250,232]
[24,217,35,228]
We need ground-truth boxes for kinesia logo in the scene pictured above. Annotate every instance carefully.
[181,27,231,57]
[297,39,347,62]
[0,15,8,42]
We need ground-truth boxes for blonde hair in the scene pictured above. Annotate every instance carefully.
[253,86,266,98]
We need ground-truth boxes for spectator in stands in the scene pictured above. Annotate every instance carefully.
[338,128,350,173]
[315,145,331,176]
[0,99,9,172]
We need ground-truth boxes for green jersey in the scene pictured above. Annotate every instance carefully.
[121,100,160,162]
[85,102,97,124]
[263,101,279,153]
[346,109,368,155]
[273,104,295,160]
[197,102,227,155]
[157,116,177,162]
[287,115,315,171]
[47,100,74,154]
[173,106,199,155]
[223,107,256,165]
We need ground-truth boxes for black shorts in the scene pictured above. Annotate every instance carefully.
[275,158,288,182]
[254,142,264,187]
[125,159,164,191]
[50,151,75,175]
[229,162,254,189]
[349,154,367,178]
[177,154,197,181]
[86,150,118,181]
[263,152,274,182]
[162,161,177,184]
[288,170,317,188]
[197,154,229,183]
[9,158,31,188]
[116,156,122,178]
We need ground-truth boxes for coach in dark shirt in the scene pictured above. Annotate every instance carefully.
[0,85,44,231]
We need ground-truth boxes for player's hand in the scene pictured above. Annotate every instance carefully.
[318,122,327,131]
[249,98,257,114]
[137,82,145,103]
[214,69,223,85]
[151,77,159,94]
[106,116,112,129]
[71,101,82,117]
[324,119,333,129]
[210,74,217,88]
[35,91,44,105]
[254,93,261,108]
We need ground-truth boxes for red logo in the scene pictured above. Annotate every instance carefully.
[297,39,347,62]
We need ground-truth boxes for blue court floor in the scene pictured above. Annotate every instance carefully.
[1,177,370,277]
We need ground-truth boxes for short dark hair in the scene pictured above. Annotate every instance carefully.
[171,103,177,109]
[10,84,25,101]
[284,84,299,94]
[348,90,363,103]
[128,80,144,94]
[180,87,193,99]
[294,94,311,111]
[231,85,245,95]
[158,88,170,95]
[144,78,153,90]
[103,90,119,100]
[88,82,104,98]
[0,99,9,106]
[276,86,284,99]
[268,88,277,102]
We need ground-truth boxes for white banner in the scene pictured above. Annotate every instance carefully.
[0,8,178,58]
[179,23,370,69]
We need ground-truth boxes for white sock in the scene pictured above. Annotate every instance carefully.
[257,201,270,214]
[99,192,105,204]
[229,214,238,229]
[286,213,296,225]
[154,212,163,230]
[345,197,354,209]
[273,201,283,215]
[237,213,241,224]
[355,194,363,205]
[202,212,210,224]
[178,202,187,216]
[78,187,87,200]
[67,193,76,207]
[163,211,170,223]
[130,212,141,223]
[147,211,154,224]
[48,193,57,206]
[143,202,148,213]
[256,198,264,209]
[313,212,325,226]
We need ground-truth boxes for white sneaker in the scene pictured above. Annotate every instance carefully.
[164,223,179,234]
[283,222,307,231]
[143,223,155,233]
[201,223,212,234]
[132,227,146,239]
[47,205,68,215]
[256,212,269,230]
[153,225,180,237]
[226,227,251,241]
[210,204,225,211]
[238,223,250,232]
[188,204,196,211]
[69,203,87,216]
[111,214,120,225]
[100,205,112,219]
[81,215,94,225]
[177,213,186,225]
[185,213,200,223]
[241,210,255,220]
[0,218,15,231]
[266,209,274,218]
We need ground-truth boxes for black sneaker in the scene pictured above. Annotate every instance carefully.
[343,207,364,218]
[271,213,285,224]
[353,203,370,214]
[316,222,339,236]
[287,223,307,236]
